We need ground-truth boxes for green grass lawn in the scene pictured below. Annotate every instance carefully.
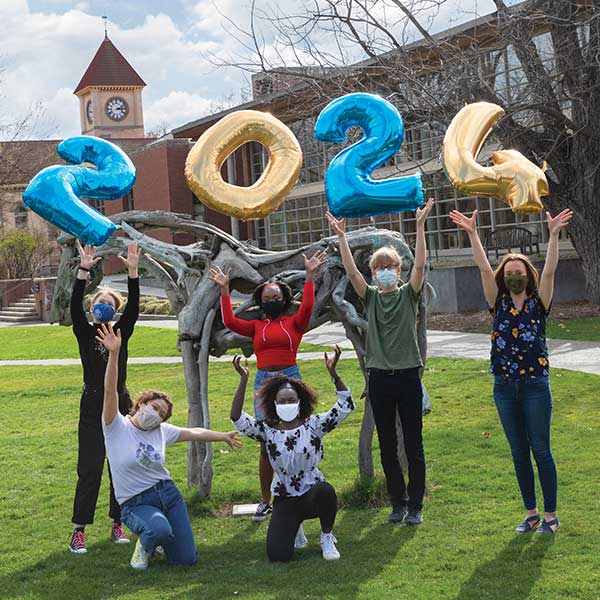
[0,358,598,599]
[0,326,329,360]
[545,316,600,343]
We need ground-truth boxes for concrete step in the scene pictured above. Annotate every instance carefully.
[7,302,37,309]
[2,306,38,314]
[0,312,40,322]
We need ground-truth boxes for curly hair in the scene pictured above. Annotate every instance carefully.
[252,281,293,316]
[130,389,174,421]
[257,375,318,423]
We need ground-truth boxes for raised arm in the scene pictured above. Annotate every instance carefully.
[326,212,368,299]
[96,323,121,426]
[117,243,141,333]
[71,241,100,332]
[539,209,573,310]
[210,266,256,337]
[449,210,498,308]
[294,250,327,331]
[230,355,250,422]
[409,198,434,293]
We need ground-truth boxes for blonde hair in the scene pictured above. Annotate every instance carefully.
[130,390,173,421]
[90,288,124,311]
[494,253,539,295]
[369,246,403,271]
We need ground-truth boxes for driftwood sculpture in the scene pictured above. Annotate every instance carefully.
[50,210,433,496]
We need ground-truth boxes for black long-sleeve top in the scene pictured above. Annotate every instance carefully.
[71,277,140,391]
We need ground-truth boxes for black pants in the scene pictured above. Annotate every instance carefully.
[368,368,425,510]
[267,482,337,562]
[71,387,132,525]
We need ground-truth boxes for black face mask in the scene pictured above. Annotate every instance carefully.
[262,299,286,318]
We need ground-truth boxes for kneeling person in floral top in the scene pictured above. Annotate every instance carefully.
[231,346,354,562]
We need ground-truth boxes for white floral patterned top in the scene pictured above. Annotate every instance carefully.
[232,390,354,497]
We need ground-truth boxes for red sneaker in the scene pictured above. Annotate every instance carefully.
[69,530,87,554]
[110,522,130,544]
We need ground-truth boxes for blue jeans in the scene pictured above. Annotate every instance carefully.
[121,479,198,566]
[493,376,557,513]
[254,365,302,419]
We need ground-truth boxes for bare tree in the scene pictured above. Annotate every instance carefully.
[49,211,432,495]
[215,0,600,302]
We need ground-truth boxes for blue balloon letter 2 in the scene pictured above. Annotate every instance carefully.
[22,136,136,246]
[315,93,424,218]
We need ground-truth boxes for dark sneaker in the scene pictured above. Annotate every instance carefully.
[69,529,87,554]
[251,501,272,522]
[388,503,407,524]
[537,517,559,534]
[110,522,131,544]
[404,509,423,525]
[515,514,541,533]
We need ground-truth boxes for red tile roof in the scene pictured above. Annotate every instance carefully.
[74,36,146,94]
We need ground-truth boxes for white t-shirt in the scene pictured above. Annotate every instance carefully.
[102,413,182,505]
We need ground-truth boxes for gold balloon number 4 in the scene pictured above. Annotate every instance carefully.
[442,102,549,215]
[184,110,303,221]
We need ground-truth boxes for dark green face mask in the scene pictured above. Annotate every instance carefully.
[504,274,528,294]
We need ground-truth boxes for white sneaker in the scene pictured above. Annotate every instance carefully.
[130,538,150,569]
[294,523,308,549]
[320,531,340,560]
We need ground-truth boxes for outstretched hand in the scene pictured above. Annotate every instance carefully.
[117,242,142,272]
[326,211,346,236]
[95,323,121,353]
[303,250,328,279]
[416,198,434,226]
[546,209,573,236]
[76,241,101,270]
[222,431,242,449]
[232,355,249,379]
[449,209,478,235]
[209,266,231,290]
[324,345,342,378]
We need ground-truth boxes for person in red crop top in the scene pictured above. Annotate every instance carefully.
[209,250,327,528]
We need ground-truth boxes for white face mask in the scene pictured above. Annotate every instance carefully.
[375,268,398,288]
[136,405,162,430]
[275,402,300,422]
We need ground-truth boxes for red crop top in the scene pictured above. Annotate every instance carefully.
[220,281,314,369]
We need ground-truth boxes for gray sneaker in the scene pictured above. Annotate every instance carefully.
[388,503,407,524]
[404,509,423,526]
[251,501,272,522]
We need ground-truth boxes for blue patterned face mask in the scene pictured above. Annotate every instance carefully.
[92,303,116,322]
[375,268,398,288]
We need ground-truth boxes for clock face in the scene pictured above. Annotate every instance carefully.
[105,97,129,121]
[86,100,93,124]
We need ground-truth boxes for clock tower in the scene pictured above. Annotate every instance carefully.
[74,34,146,138]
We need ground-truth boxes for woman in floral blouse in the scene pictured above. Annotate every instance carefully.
[450,207,572,535]
[230,346,354,562]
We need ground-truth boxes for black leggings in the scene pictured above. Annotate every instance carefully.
[267,481,337,562]
[72,387,131,525]
[368,368,425,510]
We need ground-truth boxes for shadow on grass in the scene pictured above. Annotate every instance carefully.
[455,534,555,600]
[1,507,419,600]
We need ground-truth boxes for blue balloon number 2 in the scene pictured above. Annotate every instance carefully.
[314,93,424,218]
[23,136,136,246]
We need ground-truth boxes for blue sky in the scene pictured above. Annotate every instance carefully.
[1,1,509,141]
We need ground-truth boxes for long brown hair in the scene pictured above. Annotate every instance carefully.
[130,390,173,421]
[494,253,539,296]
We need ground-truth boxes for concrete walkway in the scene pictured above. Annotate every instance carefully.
[1,323,598,375]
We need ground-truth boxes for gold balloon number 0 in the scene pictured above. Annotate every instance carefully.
[185,110,303,220]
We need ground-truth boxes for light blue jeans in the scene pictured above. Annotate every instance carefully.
[121,479,198,566]
[493,376,557,513]
[254,365,302,419]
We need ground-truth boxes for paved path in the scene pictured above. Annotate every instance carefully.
[1,324,598,375]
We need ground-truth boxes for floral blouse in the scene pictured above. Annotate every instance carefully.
[232,390,354,497]
[490,291,550,380]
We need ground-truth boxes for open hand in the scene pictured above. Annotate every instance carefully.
[416,198,434,226]
[324,345,342,378]
[232,355,249,379]
[303,250,328,278]
[76,241,101,270]
[95,323,122,353]
[117,242,142,272]
[449,209,478,235]
[209,266,231,290]
[222,431,242,449]
[546,209,573,236]
[326,212,346,236]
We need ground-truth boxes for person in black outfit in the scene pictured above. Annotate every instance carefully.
[68,241,142,554]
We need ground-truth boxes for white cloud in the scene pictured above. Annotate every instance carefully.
[144,91,222,133]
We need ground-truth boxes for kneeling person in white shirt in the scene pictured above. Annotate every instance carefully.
[97,323,241,570]
[231,345,355,562]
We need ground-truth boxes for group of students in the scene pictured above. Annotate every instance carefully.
[67,198,571,568]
